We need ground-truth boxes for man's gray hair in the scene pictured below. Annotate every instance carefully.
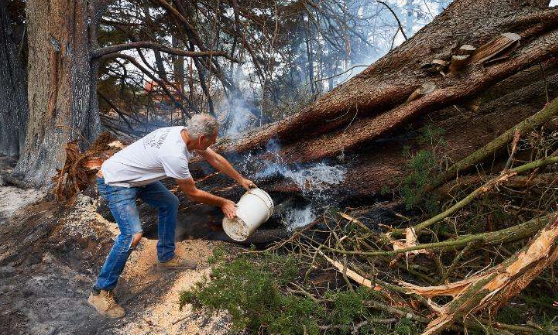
[186,113,219,139]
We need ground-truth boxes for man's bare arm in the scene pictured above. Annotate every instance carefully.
[176,177,236,218]
[196,148,256,190]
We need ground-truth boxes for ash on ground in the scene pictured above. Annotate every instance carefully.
[0,182,233,335]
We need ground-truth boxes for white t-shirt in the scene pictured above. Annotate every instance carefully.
[101,126,193,187]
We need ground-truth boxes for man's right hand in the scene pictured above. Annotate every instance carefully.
[176,178,237,218]
[221,199,237,219]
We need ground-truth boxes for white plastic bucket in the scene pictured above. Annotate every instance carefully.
[222,188,274,241]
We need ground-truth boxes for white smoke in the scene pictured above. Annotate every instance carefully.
[218,64,260,137]
[221,96,256,137]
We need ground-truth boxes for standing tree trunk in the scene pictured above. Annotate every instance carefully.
[0,1,28,157]
[172,35,185,95]
[13,0,106,186]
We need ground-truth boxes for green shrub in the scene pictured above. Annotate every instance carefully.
[417,125,445,147]
[180,251,322,334]
[181,250,423,334]
[393,318,419,335]
[534,315,558,335]
[400,125,447,212]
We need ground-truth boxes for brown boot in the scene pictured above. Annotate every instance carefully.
[157,255,197,270]
[87,289,126,318]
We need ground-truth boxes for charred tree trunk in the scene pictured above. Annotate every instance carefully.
[0,1,28,157]
[197,0,558,203]
[154,50,168,83]
[12,0,107,186]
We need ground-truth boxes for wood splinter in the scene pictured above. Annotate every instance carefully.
[470,32,521,64]
[449,55,470,73]
[420,59,448,74]
[457,44,476,55]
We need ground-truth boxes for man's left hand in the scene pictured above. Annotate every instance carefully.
[239,178,257,190]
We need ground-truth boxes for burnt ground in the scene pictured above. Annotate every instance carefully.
[0,157,46,222]
[0,154,347,335]
[0,156,240,335]
[0,190,239,335]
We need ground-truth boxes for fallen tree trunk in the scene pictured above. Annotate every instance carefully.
[215,1,558,156]
[198,66,558,205]
[273,33,558,164]
[194,1,558,204]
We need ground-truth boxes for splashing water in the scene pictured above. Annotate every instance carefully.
[252,138,346,196]
[243,138,347,231]
[283,163,346,195]
[253,160,347,198]
[282,205,316,232]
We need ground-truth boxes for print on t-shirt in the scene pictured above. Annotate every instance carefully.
[143,128,171,149]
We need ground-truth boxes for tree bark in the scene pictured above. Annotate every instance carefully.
[12,0,106,186]
[0,1,28,157]
[196,0,558,203]
[217,1,557,156]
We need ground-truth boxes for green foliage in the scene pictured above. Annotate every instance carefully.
[497,292,558,334]
[326,287,371,326]
[206,245,226,264]
[401,149,437,209]
[400,125,447,211]
[180,250,422,334]
[380,184,392,196]
[393,318,419,335]
[534,315,558,335]
[180,251,322,334]
[520,292,558,310]
[495,305,524,325]
[417,125,446,147]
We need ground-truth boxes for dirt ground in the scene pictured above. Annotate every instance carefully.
[0,186,45,222]
[0,156,233,335]
[0,157,46,222]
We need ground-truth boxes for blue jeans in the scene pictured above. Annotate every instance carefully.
[94,178,179,291]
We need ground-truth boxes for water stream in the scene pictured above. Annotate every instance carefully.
[242,139,348,232]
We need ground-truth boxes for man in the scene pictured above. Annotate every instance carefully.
[88,114,256,318]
